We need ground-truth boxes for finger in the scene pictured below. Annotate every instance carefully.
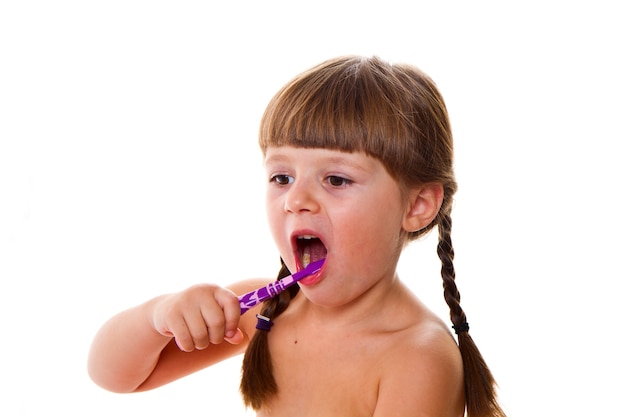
[224,328,244,345]
[183,308,212,350]
[152,294,196,351]
[201,302,227,345]
[214,288,241,341]
[168,317,195,352]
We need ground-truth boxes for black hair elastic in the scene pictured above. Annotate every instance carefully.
[452,322,470,334]
[255,314,274,331]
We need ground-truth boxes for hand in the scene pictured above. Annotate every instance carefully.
[150,284,243,352]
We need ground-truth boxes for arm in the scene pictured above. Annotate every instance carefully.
[87,279,270,393]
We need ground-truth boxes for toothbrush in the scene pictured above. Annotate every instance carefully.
[238,258,325,314]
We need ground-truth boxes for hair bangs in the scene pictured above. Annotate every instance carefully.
[258,56,454,192]
[258,57,414,168]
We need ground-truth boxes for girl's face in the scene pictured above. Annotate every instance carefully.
[264,146,411,307]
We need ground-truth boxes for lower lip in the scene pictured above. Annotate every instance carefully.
[298,269,324,286]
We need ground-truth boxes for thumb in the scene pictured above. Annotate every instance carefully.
[224,328,244,345]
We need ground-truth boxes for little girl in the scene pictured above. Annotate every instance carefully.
[88,55,506,417]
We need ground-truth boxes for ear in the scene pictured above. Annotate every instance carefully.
[402,183,444,232]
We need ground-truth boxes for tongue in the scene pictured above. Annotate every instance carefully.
[302,239,326,267]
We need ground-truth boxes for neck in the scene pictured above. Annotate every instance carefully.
[293,274,412,331]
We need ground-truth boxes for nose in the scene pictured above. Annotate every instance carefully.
[283,179,320,214]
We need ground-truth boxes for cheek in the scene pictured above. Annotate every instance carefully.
[340,207,397,250]
[265,198,280,233]
[344,201,404,251]
[266,197,290,253]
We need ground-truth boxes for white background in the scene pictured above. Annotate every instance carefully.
[1,1,624,416]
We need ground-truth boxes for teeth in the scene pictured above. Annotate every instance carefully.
[296,235,317,267]
[302,245,311,268]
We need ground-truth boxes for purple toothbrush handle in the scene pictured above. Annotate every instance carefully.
[238,259,325,314]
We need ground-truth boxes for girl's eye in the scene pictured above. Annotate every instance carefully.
[270,174,293,185]
[327,175,352,187]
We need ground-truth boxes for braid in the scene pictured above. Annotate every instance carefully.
[240,258,299,410]
[437,213,506,417]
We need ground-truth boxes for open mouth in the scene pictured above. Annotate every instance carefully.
[296,235,327,268]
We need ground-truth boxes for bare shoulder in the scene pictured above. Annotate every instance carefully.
[374,313,465,417]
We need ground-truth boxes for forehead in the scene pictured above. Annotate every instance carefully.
[264,146,378,171]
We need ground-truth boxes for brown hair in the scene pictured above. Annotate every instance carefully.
[240,55,506,417]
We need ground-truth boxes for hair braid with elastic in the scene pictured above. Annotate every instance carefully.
[437,213,506,417]
[240,258,297,409]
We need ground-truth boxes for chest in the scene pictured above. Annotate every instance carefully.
[261,323,386,417]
